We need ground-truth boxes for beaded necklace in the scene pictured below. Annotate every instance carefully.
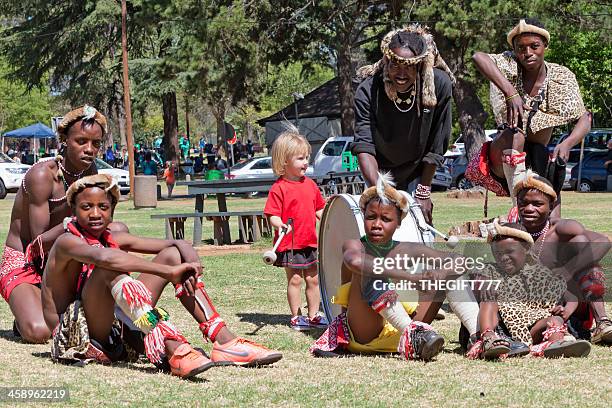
[392,84,416,113]
[533,221,550,260]
[362,236,395,258]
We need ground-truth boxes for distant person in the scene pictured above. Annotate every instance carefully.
[163,161,176,198]
[194,154,204,174]
[205,143,215,167]
[215,155,227,171]
[105,146,115,165]
[234,140,243,164]
[246,140,254,158]
[605,139,612,174]
[142,151,158,176]
[184,156,194,177]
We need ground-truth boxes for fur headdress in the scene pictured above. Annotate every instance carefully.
[507,19,550,47]
[66,174,120,207]
[356,24,455,111]
[487,219,534,244]
[359,172,409,220]
[513,169,557,202]
[57,105,108,142]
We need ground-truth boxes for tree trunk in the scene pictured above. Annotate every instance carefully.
[162,92,180,163]
[453,78,488,160]
[115,99,127,148]
[185,95,190,141]
[212,103,226,158]
[246,120,253,143]
[431,31,488,160]
[102,105,114,149]
[336,37,355,136]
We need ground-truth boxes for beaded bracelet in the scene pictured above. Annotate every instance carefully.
[505,93,520,101]
[415,183,431,200]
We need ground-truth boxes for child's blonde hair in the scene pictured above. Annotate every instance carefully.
[271,124,311,176]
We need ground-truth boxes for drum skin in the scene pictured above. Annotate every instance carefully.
[318,194,433,322]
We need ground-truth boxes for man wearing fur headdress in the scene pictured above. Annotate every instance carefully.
[351,24,455,224]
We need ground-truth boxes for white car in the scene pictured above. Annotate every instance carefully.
[310,136,354,176]
[226,156,274,179]
[444,130,497,157]
[0,152,31,199]
[95,158,130,194]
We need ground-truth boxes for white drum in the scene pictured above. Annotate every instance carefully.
[318,193,433,322]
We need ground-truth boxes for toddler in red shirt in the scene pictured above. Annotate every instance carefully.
[264,128,328,331]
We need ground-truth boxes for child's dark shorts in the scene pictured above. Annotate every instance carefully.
[274,247,318,269]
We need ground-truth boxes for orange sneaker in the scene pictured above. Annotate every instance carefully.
[169,343,214,379]
[211,337,283,367]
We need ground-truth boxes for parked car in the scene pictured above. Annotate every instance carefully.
[311,136,354,176]
[444,155,472,189]
[226,156,274,179]
[444,130,497,158]
[548,129,612,165]
[0,152,31,199]
[95,158,130,194]
[570,151,608,192]
[432,164,452,191]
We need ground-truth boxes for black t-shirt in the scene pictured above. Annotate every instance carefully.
[351,69,452,188]
[607,149,612,174]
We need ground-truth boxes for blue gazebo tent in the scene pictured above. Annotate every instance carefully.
[3,122,55,138]
[2,122,56,160]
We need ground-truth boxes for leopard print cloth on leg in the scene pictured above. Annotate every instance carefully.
[51,300,140,365]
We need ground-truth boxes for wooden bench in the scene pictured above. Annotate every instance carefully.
[151,211,271,245]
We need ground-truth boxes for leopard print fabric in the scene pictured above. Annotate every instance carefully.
[51,300,91,363]
[488,51,586,135]
[476,262,566,344]
[51,300,139,365]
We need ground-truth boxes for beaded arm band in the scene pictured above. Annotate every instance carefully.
[415,183,431,200]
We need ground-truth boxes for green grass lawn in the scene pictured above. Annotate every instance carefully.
[0,187,610,407]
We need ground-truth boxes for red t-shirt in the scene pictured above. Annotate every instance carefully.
[264,176,326,252]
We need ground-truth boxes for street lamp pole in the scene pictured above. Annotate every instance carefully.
[292,92,304,128]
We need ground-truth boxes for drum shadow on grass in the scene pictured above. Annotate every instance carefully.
[236,312,325,339]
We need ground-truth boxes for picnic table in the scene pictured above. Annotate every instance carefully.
[177,177,278,244]
[172,172,365,245]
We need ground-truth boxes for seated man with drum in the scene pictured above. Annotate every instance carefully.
[311,173,479,360]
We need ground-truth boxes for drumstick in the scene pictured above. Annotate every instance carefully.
[425,224,459,249]
[263,218,293,264]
